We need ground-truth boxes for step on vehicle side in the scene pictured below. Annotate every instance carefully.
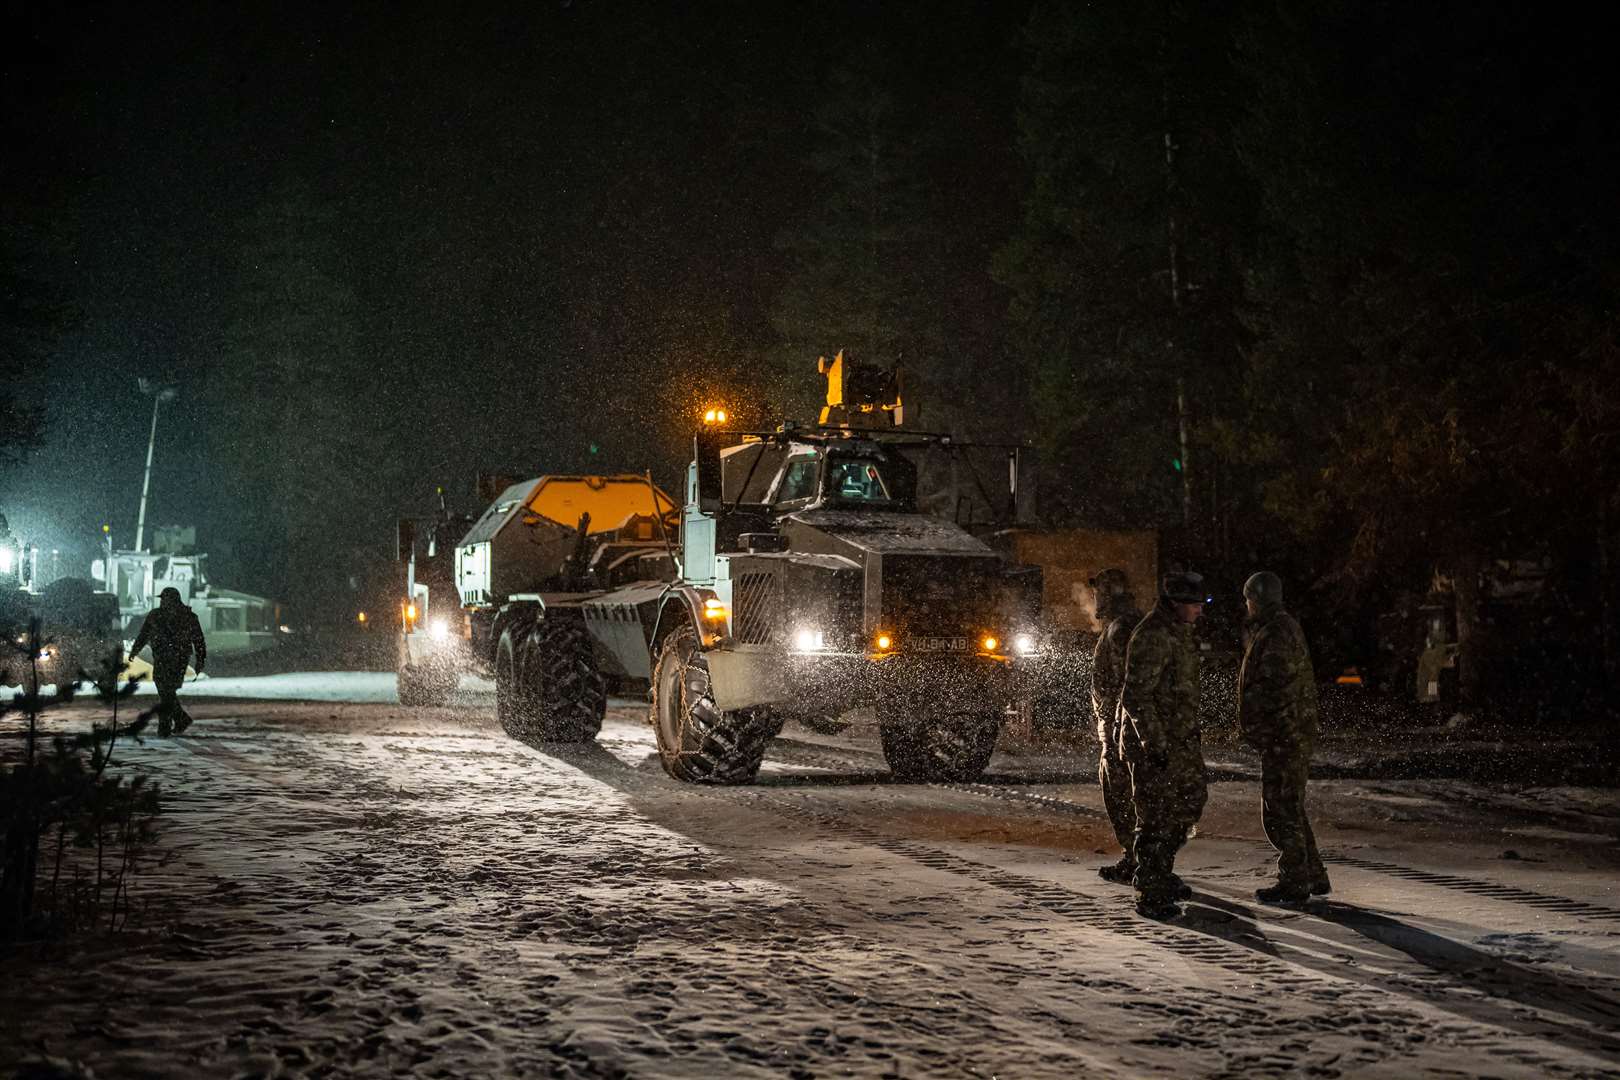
[644,354,1045,784]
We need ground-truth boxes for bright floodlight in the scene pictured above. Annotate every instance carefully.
[430,618,450,642]
[794,628,825,651]
[1014,633,1036,655]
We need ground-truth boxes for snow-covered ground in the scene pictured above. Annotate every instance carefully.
[123,670,497,703]
[4,679,1619,1077]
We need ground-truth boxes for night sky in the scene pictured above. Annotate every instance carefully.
[3,2,1027,610]
[6,0,1617,661]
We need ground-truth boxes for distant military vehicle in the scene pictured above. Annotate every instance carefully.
[1,577,124,693]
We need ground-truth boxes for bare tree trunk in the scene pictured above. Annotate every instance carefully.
[1601,488,1618,685]
[1452,544,1486,709]
[1162,31,1194,550]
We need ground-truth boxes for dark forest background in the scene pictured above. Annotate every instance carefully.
[2,2,1616,710]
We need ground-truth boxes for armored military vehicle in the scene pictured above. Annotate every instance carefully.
[636,354,1043,783]
[465,356,1040,786]
[394,475,677,715]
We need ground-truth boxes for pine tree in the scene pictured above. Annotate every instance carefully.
[1229,0,1611,705]
[204,179,381,612]
[768,58,949,424]
[995,1,1251,534]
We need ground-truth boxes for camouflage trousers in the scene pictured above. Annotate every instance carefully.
[1128,755,1208,902]
[1261,745,1326,889]
[1098,740,1136,863]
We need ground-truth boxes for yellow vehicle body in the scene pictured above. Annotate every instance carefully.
[455,474,679,608]
[524,474,677,537]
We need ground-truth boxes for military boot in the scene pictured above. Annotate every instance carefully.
[1256,882,1310,906]
[1309,875,1332,897]
[1136,895,1182,920]
[1170,874,1193,901]
[1098,858,1136,885]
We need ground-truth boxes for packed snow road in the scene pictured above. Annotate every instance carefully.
[5,677,1620,1078]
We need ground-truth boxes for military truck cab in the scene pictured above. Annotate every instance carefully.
[648,354,1043,785]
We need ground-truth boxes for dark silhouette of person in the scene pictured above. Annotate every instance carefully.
[130,586,207,734]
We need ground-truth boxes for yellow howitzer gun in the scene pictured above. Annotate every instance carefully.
[817,350,904,430]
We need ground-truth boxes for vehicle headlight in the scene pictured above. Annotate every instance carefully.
[793,627,826,652]
[1013,632,1038,656]
[429,618,450,642]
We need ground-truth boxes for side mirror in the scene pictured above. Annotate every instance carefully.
[396,518,416,563]
[693,431,725,513]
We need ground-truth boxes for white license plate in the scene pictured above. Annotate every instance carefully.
[911,636,970,652]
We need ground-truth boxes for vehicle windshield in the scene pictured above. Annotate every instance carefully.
[774,455,820,505]
[825,457,895,503]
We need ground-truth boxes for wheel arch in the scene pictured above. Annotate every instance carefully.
[490,599,543,668]
[650,588,707,656]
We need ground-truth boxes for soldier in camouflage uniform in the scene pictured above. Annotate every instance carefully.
[1120,572,1208,918]
[1090,569,1143,884]
[1238,571,1330,904]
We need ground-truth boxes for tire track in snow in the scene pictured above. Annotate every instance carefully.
[548,733,1620,1077]
[763,734,1620,1028]
[765,735,1620,924]
[745,787,1620,1076]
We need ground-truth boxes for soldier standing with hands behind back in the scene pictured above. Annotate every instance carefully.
[1089,569,1143,885]
[1238,571,1331,905]
[1120,572,1208,919]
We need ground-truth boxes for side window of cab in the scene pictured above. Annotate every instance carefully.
[772,454,820,508]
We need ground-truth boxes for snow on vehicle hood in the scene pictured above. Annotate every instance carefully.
[787,509,993,555]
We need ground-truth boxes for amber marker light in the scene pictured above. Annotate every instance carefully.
[357,611,368,624]
[406,602,418,622]
[874,632,893,651]
[702,406,729,424]
[703,597,728,621]
[982,635,999,652]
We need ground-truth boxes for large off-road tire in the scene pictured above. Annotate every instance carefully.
[650,625,782,784]
[397,663,457,708]
[879,710,1001,782]
[518,617,605,742]
[495,618,536,737]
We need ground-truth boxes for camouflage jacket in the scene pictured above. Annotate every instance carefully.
[1090,607,1141,740]
[1118,599,1201,765]
[1238,604,1319,750]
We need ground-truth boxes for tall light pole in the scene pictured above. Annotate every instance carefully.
[135,378,178,554]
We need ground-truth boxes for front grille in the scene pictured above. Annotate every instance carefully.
[732,572,778,644]
[879,554,1008,634]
